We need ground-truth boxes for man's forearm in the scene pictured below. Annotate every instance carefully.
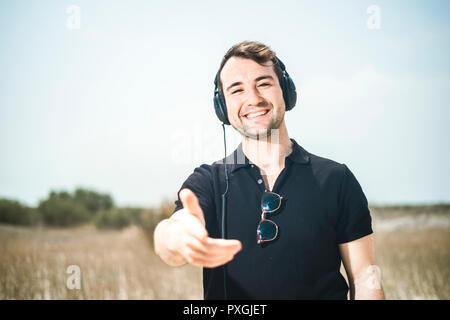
[154,218,187,267]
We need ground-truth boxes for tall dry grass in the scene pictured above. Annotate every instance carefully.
[0,205,448,300]
[374,228,449,299]
[0,224,202,299]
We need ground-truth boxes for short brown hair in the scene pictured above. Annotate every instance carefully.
[216,41,283,94]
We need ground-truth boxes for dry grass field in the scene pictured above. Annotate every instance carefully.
[0,205,449,300]
[369,205,450,299]
[0,224,202,299]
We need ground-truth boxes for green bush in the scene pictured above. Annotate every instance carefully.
[38,193,90,227]
[123,207,145,225]
[94,208,135,230]
[36,188,117,227]
[73,188,114,215]
[0,188,180,231]
[0,198,41,226]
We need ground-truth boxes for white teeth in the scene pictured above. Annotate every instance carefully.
[245,110,268,118]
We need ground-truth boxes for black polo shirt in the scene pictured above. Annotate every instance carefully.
[173,138,373,299]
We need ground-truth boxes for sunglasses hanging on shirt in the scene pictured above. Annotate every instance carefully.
[257,191,283,244]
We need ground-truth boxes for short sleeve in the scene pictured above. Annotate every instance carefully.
[336,164,373,244]
[173,164,216,216]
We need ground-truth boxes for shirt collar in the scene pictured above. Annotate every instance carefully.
[218,138,311,173]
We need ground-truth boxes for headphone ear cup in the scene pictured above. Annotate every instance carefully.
[214,89,230,125]
[283,76,297,111]
[277,58,298,112]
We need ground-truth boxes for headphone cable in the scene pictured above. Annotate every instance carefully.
[221,122,229,300]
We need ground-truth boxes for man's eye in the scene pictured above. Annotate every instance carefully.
[258,83,270,87]
[232,89,243,94]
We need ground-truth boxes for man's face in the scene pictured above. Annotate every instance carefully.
[220,57,286,139]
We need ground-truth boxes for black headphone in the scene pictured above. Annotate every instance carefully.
[213,58,297,125]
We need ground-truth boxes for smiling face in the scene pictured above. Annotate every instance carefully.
[220,57,286,139]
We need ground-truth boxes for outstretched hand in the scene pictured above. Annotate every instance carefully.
[169,188,242,268]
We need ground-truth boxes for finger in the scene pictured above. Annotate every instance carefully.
[179,188,204,220]
[205,238,242,253]
[184,244,234,263]
[186,237,242,257]
[188,255,235,268]
[183,247,237,268]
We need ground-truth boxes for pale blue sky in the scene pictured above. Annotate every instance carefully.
[0,0,449,207]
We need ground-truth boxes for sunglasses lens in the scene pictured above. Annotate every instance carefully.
[262,192,281,212]
[257,220,277,242]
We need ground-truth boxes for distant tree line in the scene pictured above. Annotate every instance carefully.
[0,188,175,233]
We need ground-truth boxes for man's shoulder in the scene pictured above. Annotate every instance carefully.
[288,138,346,174]
[304,148,348,182]
[308,151,345,170]
[185,161,225,182]
[189,162,217,176]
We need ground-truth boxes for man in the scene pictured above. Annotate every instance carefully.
[154,41,385,300]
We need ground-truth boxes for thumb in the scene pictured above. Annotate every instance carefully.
[179,188,204,220]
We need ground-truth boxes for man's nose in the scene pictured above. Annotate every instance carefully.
[246,85,266,107]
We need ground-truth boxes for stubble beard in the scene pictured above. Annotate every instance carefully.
[234,110,284,141]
